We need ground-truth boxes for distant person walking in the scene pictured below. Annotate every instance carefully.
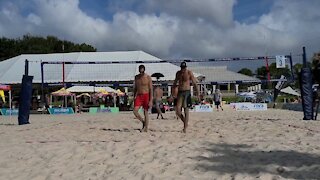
[172,85,179,120]
[213,89,223,111]
[154,85,165,119]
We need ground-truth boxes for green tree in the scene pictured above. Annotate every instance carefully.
[312,52,320,83]
[256,66,268,79]
[0,35,97,61]
[256,63,291,80]
[238,68,253,76]
[312,52,320,68]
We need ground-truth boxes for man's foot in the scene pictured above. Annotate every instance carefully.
[141,126,148,132]
[141,121,145,130]
[182,128,187,133]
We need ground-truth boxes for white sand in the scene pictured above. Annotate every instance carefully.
[1,108,320,180]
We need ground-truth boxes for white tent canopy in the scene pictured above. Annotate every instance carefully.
[66,86,117,93]
[189,66,260,83]
[0,51,188,84]
[280,86,301,96]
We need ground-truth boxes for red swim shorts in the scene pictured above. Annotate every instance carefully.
[134,93,150,110]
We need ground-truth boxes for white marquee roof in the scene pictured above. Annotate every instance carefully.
[0,51,182,84]
[189,66,260,83]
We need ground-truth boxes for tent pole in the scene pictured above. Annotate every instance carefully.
[9,90,12,116]
[41,62,45,107]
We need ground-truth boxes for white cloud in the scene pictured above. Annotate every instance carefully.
[0,0,319,61]
[144,0,236,28]
[27,13,42,25]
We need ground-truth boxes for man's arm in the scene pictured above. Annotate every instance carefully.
[149,76,153,102]
[133,76,137,98]
[190,70,199,96]
[173,71,179,88]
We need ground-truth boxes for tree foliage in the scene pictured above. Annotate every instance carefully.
[238,68,253,76]
[312,52,320,68]
[0,34,96,61]
[255,62,291,80]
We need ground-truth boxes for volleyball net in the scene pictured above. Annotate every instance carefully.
[38,54,296,104]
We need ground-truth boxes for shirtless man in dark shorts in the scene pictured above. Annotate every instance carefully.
[133,65,153,132]
[173,62,199,133]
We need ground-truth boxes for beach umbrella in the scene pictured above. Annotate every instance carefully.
[52,88,74,96]
[94,89,110,97]
[151,72,164,81]
[76,93,91,98]
[116,89,125,96]
[0,90,5,103]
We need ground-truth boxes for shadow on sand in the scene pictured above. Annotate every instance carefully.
[99,128,181,133]
[194,143,320,179]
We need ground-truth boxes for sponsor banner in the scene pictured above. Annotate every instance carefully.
[230,103,267,111]
[48,107,74,114]
[89,107,119,114]
[98,107,119,113]
[251,103,268,111]
[194,105,213,112]
[0,108,19,116]
[235,103,253,111]
[275,75,287,90]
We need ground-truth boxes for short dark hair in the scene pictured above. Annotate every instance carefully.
[139,65,145,70]
[180,62,187,68]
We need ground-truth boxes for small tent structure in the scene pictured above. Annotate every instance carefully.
[280,86,301,96]
[50,88,76,107]
[66,86,117,93]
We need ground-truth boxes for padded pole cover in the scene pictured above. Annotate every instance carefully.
[18,75,33,125]
[300,68,314,120]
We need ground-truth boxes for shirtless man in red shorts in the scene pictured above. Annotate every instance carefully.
[133,65,153,132]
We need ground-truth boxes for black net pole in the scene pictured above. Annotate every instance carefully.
[18,59,33,125]
[300,47,314,120]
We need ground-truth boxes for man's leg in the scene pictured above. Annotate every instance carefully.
[183,108,189,133]
[133,107,145,130]
[156,102,163,119]
[220,102,224,111]
[176,97,185,130]
[175,106,179,120]
[315,99,319,120]
[174,98,179,120]
[143,109,149,132]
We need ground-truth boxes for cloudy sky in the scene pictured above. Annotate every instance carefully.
[0,0,320,62]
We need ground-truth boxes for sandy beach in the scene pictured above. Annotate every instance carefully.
[1,108,320,180]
